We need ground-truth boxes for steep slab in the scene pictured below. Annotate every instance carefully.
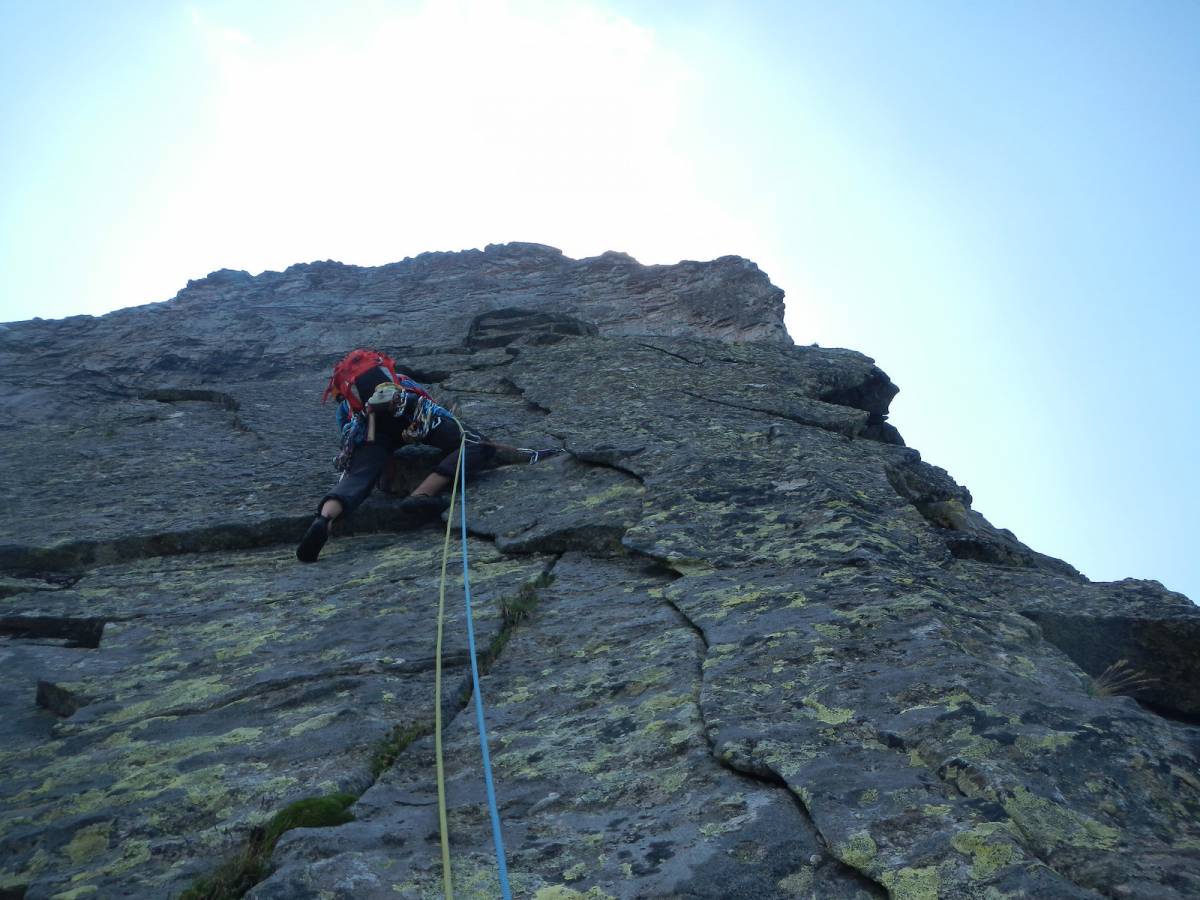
[255,554,881,899]
[0,536,549,898]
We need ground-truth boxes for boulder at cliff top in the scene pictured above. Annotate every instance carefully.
[1,245,1197,900]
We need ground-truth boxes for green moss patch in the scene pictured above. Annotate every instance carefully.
[371,722,433,778]
[179,793,356,900]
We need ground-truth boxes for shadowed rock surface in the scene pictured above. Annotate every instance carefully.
[1,243,1197,899]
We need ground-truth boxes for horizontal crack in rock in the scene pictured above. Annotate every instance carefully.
[0,511,453,573]
[53,658,468,737]
[565,447,647,485]
[0,614,105,648]
[140,387,263,440]
[635,342,705,365]
[141,388,240,410]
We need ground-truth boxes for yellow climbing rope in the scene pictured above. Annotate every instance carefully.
[433,431,466,900]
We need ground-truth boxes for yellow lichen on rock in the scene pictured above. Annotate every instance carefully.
[838,830,877,869]
[63,822,111,866]
[881,865,940,900]
[950,823,1019,879]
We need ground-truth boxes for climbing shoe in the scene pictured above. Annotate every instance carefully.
[296,515,330,563]
[398,494,450,517]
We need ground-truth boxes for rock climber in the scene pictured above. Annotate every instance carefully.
[296,351,496,563]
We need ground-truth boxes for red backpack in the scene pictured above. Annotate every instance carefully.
[321,349,430,413]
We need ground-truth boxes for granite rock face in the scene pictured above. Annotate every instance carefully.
[1,244,1197,900]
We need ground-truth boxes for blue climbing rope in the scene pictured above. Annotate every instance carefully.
[458,443,513,900]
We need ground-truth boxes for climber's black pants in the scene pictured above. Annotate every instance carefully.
[319,417,495,517]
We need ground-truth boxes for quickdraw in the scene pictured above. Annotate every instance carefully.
[519,447,562,465]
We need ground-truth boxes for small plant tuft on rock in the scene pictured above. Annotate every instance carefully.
[1089,659,1157,698]
[501,581,540,627]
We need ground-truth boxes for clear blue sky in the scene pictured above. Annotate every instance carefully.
[2,1,1196,601]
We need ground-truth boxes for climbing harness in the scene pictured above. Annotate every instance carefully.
[333,387,456,474]
[433,422,513,900]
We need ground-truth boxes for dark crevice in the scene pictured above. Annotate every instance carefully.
[750,772,889,898]
[947,536,1023,565]
[1018,609,1199,724]
[631,555,684,584]
[818,368,904,445]
[0,615,105,648]
[496,377,552,415]
[0,886,28,900]
[0,573,79,597]
[1137,700,1200,727]
[884,453,972,508]
[0,480,572,574]
[445,555,559,715]
[140,389,261,438]
[566,448,647,485]
[464,308,598,351]
[0,516,322,574]
[443,387,524,398]
[142,388,240,410]
[37,680,92,717]
[395,366,452,385]
[489,445,566,467]
[0,503,471,573]
[635,342,705,366]
[661,594,708,651]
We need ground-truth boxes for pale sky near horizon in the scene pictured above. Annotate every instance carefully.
[2,1,1197,601]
